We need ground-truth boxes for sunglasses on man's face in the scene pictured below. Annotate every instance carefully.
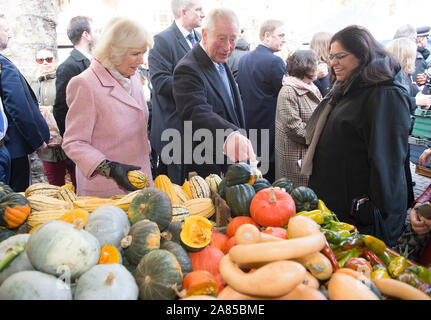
[36,57,54,64]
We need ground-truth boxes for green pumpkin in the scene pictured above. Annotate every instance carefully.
[0,227,14,243]
[290,186,319,212]
[0,183,14,200]
[225,162,255,187]
[134,249,183,300]
[160,240,193,277]
[218,179,227,199]
[272,178,295,194]
[225,183,256,217]
[121,219,160,266]
[160,221,182,244]
[128,188,172,231]
[253,178,272,193]
[0,193,31,230]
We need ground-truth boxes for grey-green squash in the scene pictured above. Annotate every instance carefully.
[160,240,193,277]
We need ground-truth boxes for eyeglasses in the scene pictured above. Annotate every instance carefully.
[327,53,352,62]
[36,57,54,64]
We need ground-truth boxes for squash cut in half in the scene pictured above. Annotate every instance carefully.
[180,216,213,252]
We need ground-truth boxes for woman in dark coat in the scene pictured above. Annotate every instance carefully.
[302,25,413,247]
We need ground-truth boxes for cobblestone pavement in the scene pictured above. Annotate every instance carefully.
[411,161,431,200]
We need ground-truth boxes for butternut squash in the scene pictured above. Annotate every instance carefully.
[374,278,431,300]
[294,251,333,280]
[218,254,306,297]
[234,223,284,245]
[328,272,380,300]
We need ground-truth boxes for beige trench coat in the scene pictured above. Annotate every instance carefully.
[275,83,321,187]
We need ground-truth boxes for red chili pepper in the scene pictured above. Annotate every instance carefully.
[365,249,385,267]
[321,241,339,272]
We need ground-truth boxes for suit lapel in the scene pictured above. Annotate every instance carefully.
[194,46,241,127]
[172,23,192,54]
[91,61,143,111]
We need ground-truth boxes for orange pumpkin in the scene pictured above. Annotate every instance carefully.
[182,270,219,297]
[210,231,229,253]
[225,237,236,254]
[262,226,287,239]
[0,193,31,229]
[58,208,89,226]
[226,216,260,238]
[189,245,224,277]
[250,187,296,227]
[98,244,122,264]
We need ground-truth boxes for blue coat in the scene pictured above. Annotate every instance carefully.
[237,44,286,177]
[0,54,49,159]
[148,22,201,156]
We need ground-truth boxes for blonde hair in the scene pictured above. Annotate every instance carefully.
[259,19,284,41]
[93,17,152,69]
[385,37,417,75]
[310,32,332,64]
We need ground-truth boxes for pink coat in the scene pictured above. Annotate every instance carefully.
[62,59,153,197]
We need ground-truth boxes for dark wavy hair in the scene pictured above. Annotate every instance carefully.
[67,16,92,46]
[286,50,318,80]
[330,25,398,84]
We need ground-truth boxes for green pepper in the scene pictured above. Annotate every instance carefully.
[338,230,351,238]
[397,271,424,288]
[296,209,322,217]
[403,266,431,283]
[327,221,356,232]
[388,256,408,278]
[377,251,391,267]
[324,230,342,245]
[364,235,387,255]
[306,213,325,224]
[338,247,360,268]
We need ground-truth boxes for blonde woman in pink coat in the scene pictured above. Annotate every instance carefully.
[62,18,154,197]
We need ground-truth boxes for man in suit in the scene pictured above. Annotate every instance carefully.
[0,14,49,191]
[237,19,287,183]
[148,0,205,184]
[173,8,256,179]
[54,16,97,137]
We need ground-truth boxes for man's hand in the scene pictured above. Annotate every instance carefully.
[416,73,427,86]
[416,92,431,109]
[225,132,256,163]
[419,148,431,166]
[410,208,431,235]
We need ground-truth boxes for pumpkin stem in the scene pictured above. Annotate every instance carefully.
[144,275,151,284]
[269,188,277,203]
[105,272,115,285]
[139,204,148,213]
[174,286,187,298]
[120,235,133,249]
[160,231,172,241]
[73,218,84,230]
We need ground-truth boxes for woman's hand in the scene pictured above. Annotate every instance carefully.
[410,208,431,235]
[415,92,431,109]
[419,148,431,166]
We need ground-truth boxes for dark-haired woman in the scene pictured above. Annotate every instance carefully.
[275,50,321,187]
[302,25,413,246]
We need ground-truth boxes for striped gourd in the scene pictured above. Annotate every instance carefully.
[127,170,150,189]
[183,198,215,219]
[189,176,211,199]
[182,180,193,199]
[61,183,75,193]
[205,174,222,193]
[26,195,74,212]
[172,205,190,223]
[57,188,78,203]
[173,184,191,204]
[154,175,180,205]
[27,209,71,227]
[73,197,118,212]
[25,183,61,198]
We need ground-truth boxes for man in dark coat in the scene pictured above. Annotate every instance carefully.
[173,8,256,179]
[0,15,49,191]
[54,16,96,137]
[414,26,430,84]
[148,0,205,184]
[236,19,287,183]
[227,28,250,81]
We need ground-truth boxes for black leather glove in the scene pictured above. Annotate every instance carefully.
[97,160,141,191]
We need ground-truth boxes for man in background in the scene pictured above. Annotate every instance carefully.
[149,0,205,184]
[53,16,98,188]
[236,19,287,183]
[227,28,250,81]
[414,26,430,85]
[0,14,49,191]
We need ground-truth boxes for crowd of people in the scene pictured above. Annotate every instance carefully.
[1,1,431,263]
